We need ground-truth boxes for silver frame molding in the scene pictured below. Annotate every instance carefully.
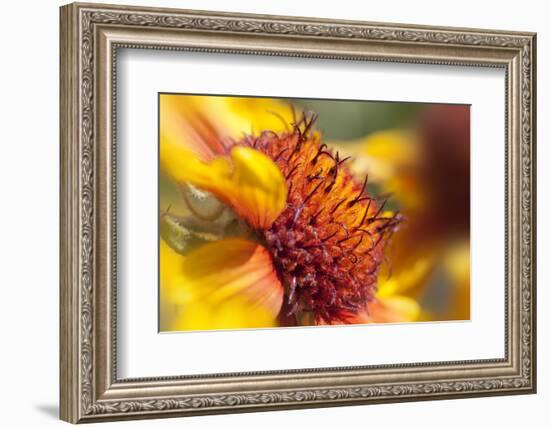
[60,2,537,423]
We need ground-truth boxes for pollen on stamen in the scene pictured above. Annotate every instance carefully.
[238,113,402,325]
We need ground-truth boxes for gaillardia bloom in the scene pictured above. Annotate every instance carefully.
[160,96,412,330]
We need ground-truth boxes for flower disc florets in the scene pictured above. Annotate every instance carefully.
[238,114,401,325]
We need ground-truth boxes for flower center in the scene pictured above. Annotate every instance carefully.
[239,114,401,325]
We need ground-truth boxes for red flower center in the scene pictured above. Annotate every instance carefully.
[239,114,401,325]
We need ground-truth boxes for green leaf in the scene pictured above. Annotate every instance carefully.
[160,212,221,256]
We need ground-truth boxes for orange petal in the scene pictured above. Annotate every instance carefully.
[368,295,421,323]
[327,295,420,326]
[167,238,284,331]
[160,94,229,161]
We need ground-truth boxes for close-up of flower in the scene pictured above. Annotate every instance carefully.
[159,94,469,331]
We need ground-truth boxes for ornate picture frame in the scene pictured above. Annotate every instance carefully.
[60,2,536,423]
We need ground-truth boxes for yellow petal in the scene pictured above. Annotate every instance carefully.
[166,238,284,331]
[159,239,193,330]
[223,96,295,135]
[160,239,186,297]
[228,146,288,229]
[443,240,471,320]
[369,295,421,323]
[361,130,418,165]
[160,94,294,161]
[161,140,287,229]
[339,130,418,182]
[377,254,435,298]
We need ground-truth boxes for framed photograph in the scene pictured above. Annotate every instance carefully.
[60,2,537,423]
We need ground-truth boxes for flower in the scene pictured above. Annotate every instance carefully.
[159,95,420,331]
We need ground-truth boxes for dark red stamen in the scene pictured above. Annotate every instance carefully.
[239,112,401,324]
